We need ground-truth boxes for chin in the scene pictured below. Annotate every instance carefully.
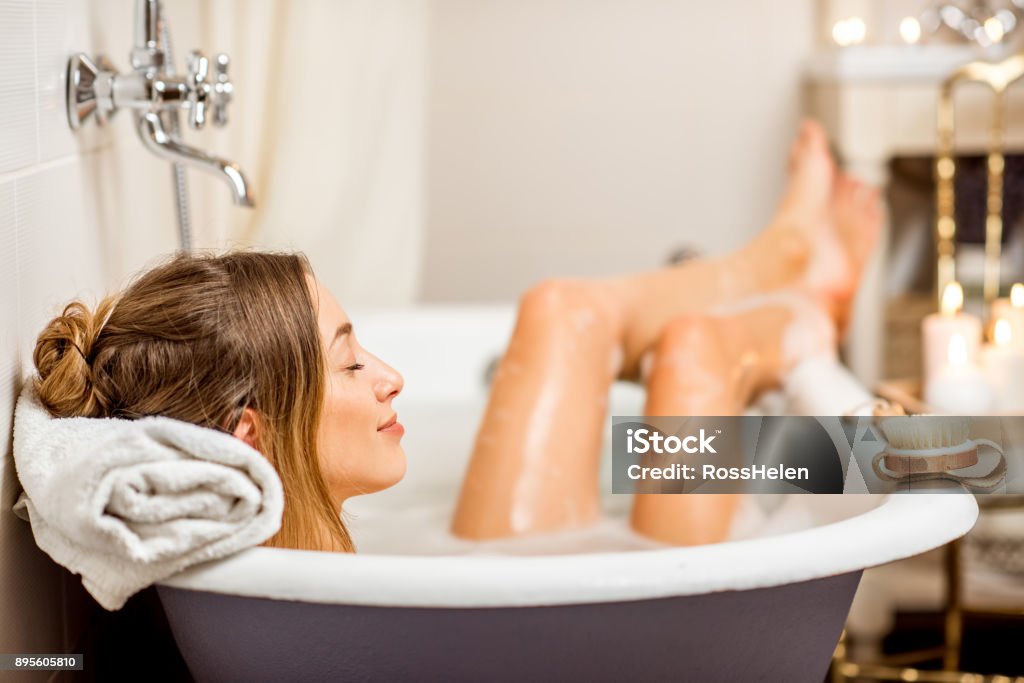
[350,448,407,496]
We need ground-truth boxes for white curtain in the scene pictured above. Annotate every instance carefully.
[174,0,427,306]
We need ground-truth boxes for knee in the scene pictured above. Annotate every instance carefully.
[644,316,729,382]
[518,278,585,316]
[516,278,623,350]
[656,316,722,357]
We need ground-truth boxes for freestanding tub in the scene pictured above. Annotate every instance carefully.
[156,305,979,682]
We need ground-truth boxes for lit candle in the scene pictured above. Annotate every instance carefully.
[899,16,921,45]
[982,318,1024,413]
[922,281,983,391]
[832,16,867,46]
[925,334,993,414]
[990,283,1024,350]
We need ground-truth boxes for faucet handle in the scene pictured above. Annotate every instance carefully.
[186,49,211,129]
[211,54,233,127]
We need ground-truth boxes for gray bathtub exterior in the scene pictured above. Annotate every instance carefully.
[157,570,860,682]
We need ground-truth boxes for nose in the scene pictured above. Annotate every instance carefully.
[374,357,404,402]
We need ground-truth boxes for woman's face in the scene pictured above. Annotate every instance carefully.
[307,275,406,504]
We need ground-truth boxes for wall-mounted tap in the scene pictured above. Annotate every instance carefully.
[66,0,255,210]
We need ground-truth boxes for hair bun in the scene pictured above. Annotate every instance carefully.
[32,297,115,417]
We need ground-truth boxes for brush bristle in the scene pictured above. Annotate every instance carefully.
[877,416,970,449]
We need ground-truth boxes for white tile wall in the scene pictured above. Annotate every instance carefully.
[16,159,107,370]
[36,0,83,161]
[0,182,18,450]
[0,166,76,683]
[0,1,38,172]
[0,174,46,675]
[0,0,146,668]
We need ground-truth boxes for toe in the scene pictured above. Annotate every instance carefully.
[788,122,810,172]
[802,120,830,157]
[862,185,882,213]
[832,174,857,211]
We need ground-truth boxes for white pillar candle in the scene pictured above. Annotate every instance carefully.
[925,334,993,414]
[922,282,983,391]
[990,283,1024,350]
[982,318,1024,413]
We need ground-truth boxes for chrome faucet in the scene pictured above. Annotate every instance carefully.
[66,0,255,209]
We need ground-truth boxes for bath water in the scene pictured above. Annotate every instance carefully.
[345,492,817,557]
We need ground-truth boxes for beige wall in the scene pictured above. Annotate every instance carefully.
[422,0,816,302]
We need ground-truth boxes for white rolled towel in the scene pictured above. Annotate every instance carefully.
[11,380,284,610]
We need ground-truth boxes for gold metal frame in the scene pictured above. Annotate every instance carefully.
[936,51,1024,305]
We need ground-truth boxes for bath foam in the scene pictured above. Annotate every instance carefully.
[779,306,837,370]
[346,493,816,557]
[708,290,839,369]
[800,229,851,305]
[636,291,819,384]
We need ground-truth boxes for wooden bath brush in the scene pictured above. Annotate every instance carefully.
[872,415,1007,490]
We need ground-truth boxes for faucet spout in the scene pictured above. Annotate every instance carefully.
[136,111,255,207]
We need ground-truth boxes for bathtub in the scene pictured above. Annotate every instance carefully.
[156,305,979,683]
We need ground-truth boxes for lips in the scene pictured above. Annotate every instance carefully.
[378,413,404,437]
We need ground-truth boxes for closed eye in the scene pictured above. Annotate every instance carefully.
[345,363,365,372]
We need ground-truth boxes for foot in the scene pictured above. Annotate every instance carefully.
[826,173,883,333]
[743,120,882,336]
[776,119,836,230]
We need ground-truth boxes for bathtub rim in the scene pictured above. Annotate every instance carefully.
[156,492,978,608]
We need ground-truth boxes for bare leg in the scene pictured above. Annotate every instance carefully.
[451,281,626,539]
[629,302,835,545]
[451,121,880,540]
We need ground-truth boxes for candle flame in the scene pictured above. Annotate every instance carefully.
[948,333,968,366]
[899,16,921,44]
[832,17,866,46]
[1012,283,1024,308]
[995,318,1012,347]
[941,281,964,316]
[984,16,1006,43]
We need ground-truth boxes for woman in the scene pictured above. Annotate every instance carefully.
[30,121,880,553]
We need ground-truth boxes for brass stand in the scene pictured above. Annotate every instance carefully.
[935,51,1024,305]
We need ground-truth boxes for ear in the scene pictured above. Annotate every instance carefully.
[231,407,262,451]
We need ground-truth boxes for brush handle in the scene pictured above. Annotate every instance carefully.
[871,439,1006,491]
[882,448,978,474]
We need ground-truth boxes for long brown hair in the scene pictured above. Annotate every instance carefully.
[31,250,352,552]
